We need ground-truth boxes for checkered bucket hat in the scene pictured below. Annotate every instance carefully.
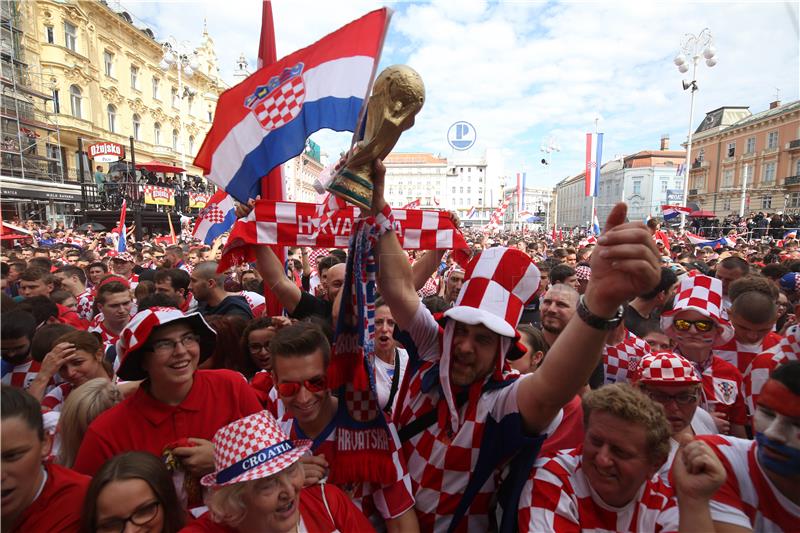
[660,272,734,343]
[635,351,701,384]
[116,307,217,381]
[201,411,312,487]
[444,246,540,337]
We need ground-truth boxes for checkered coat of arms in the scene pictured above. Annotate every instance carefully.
[244,63,306,131]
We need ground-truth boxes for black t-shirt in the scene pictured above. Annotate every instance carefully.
[201,295,253,319]
[623,303,660,338]
[290,290,332,321]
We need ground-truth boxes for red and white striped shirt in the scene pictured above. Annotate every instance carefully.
[743,325,800,414]
[698,435,800,531]
[518,447,679,533]
[278,402,414,523]
[41,382,74,412]
[713,332,783,375]
[603,334,651,385]
[1,359,44,389]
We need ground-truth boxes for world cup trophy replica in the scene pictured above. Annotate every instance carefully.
[327,65,425,209]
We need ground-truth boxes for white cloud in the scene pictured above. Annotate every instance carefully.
[118,0,799,189]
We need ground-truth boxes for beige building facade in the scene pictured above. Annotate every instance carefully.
[2,0,225,224]
[687,100,800,215]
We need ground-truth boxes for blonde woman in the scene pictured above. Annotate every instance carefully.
[56,378,122,468]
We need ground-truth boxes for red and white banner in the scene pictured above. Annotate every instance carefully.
[143,186,175,206]
[485,196,511,230]
[88,141,125,163]
[219,200,469,271]
[401,198,421,209]
[188,192,211,209]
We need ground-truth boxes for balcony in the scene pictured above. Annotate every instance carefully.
[785,175,800,186]
[788,139,800,151]
[688,189,699,196]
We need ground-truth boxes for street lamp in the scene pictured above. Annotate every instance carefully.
[674,28,717,229]
[160,37,200,180]
[541,137,560,230]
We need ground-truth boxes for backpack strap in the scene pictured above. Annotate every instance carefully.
[383,349,402,415]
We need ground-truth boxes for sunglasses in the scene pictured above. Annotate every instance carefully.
[673,318,715,332]
[276,376,327,397]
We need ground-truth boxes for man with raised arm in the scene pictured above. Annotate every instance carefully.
[368,158,661,532]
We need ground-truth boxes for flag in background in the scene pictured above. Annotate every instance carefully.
[115,200,127,252]
[585,132,604,197]
[466,206,477,219]
[676,163,686,176]
[516,172,522,211]
[401,198,421,209]
[661,204,693,221]
[195,8,391,203]
[193,190,238,245]
[521,172,527,210]
[591,208,600,235]
[167,212,177,245]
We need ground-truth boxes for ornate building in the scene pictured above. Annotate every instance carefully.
[1,0,225,224]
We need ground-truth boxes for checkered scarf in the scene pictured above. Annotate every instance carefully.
[326,215,394,486]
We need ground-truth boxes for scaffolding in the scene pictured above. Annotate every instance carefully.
[0,0,64,183]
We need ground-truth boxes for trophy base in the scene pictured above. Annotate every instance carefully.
[326,168,373,211]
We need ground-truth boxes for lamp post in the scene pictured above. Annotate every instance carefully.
[540,137,560,231]
[674,28,717,230]
[160,37,199,181]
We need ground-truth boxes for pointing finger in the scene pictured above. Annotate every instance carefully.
[603,203,628,232]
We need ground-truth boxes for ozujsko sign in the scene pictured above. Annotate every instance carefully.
[88,142,125,163]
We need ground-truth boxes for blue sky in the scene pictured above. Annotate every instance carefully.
[122,0,799,189]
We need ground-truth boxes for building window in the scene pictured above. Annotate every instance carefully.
[796,159,800,176]
[152,77,160,100]
[132,114,141,140]
[763,161,776,184]
[767,131,779,150]
[64,21,77,51]
[722,198,731,211]
[762,195,772,209]
[742,163,754,185]
[103,51,114,77]
[130,66,139,90]
[633,181,641,195]
[187,94,194,115]
[189,135,195,154]
[172,87,178,107]
[154,122,161,145]
[661,180,668,192]
[726,142,735,158]
[51,89,60,114]
[746,137,756,154]
[697,148,705,162]
[172,129,179,151]
[789,192,800,208]
[207,110,213,122]
[107,104,116,133]
[692,175,705,190]
[45,25,54,44]
[69,84,81,118]
[722,169,733,187]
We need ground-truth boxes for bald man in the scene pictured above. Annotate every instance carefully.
[189,261,253,319]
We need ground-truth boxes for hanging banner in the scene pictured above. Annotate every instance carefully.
[87,141,125,163]
[188,192,211,209]
[143,185,175,206]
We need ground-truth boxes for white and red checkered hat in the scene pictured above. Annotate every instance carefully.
[444,247,540,337]
[201,411,311,487]
[116,306,216,381]
[575,265,592,281]
[660,272,734,343]
[635,351,701,384]
[108,251,134,263]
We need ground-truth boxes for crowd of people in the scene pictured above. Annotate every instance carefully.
[1,160,798,532]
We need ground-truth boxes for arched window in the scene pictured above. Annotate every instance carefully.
[172,129,179,151]
[69,85,81,118]
[132,114,141,140]
[107,104,116,133]
[154,122,161,145]
[188,135,195,154]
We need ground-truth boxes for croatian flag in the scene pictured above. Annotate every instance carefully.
[466,206,477,219]
[686,233,735,248]
[585,132,604,197]
[784,229,797,240]
[115,200,127,252]
[591,209,601,235]
[676,163,686,176]
[661,204,693,221]
[195,8,391,203]
[193,190,237,245]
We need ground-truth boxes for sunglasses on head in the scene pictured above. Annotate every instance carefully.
[673,318,715,332]
[276,376,327,397]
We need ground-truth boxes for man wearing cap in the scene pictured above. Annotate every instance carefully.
[109,252,139,289]
[370,159,662,531]
[634,351,718,482]
[73,307,263,479]
[699,361,800,531]
[518,383,725,533]
[661,274,748,438]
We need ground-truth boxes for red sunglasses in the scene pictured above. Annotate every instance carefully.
[276,376,327,397]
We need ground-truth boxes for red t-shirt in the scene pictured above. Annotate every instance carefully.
[539,394,584,457]
[179,483,375,532]
[73,369,262,476]
[9,463,90,533]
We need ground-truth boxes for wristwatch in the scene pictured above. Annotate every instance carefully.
[577,295,624,330]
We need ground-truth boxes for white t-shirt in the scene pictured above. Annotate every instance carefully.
[373,348,408,413]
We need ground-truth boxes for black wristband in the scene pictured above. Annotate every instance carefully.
[577,295,624,330]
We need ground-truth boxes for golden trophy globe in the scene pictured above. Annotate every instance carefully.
[327,65,425,210]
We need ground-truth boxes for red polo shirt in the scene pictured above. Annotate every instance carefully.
[73,369,262,476]
[9,463,89,533]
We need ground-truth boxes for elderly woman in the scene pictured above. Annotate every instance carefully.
[181,411,374,532]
